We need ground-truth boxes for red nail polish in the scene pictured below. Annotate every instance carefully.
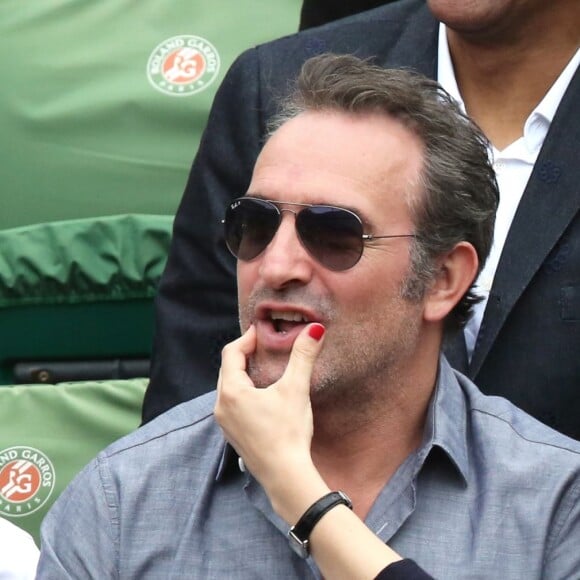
[308,323,325,341]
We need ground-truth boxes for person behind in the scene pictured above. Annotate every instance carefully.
[0,517,39,580]
[37,55,580,579]
[143,0,580,442]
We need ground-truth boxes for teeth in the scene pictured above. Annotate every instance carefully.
[270,311,309,323]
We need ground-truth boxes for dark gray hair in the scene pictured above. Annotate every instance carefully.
[268,53,499,332]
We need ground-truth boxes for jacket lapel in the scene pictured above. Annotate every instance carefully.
[470,66,580,377]
[380,4,438,78]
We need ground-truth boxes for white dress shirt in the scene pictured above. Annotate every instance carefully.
[437,25,580,359]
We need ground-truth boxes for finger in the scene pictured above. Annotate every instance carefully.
[280,323,325,393]
[218,325,257,399]
[220,324,257,376]
[216,367,223,394]
[216,326,257,416]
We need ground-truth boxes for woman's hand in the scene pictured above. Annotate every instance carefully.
[215,323,328,520]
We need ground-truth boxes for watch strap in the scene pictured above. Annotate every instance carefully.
[288,490,352,558]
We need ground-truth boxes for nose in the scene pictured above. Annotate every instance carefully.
[257,212,314,289]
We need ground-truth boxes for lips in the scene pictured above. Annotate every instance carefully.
[255,304,319,351]
[270,310,310,333]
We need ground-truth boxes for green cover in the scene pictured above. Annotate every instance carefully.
[0,0,299,229]
[0,215,172,383]
[0,378,147,544]
[0,214,172,307]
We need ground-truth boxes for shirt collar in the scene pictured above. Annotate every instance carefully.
[526,48,580,153]
[216,356,470,485]
[418,356,469,484]
[436,23,463,110]
[437,23,580,156]
[533,48,580,125]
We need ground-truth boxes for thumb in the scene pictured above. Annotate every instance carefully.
[279,323,326,393]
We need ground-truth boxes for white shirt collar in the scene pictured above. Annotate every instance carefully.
[526,47,580,153]
[437,22,580,155]
[437,23,463,109]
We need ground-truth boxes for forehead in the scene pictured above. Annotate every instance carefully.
[249,111,424,222]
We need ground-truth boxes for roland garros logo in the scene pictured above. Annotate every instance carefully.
[0,446,55,517]
[147,35,220,96]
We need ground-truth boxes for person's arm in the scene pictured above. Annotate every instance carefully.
[142,48,266,423]
[215,324,433,580]
[542,477,580,579]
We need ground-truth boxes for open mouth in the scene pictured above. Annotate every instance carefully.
[270,310,311,334]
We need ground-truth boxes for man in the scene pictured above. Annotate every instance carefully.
[143,0,580,441]
[38,55,580,579]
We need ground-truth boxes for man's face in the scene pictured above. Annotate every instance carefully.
[237,110,427,399]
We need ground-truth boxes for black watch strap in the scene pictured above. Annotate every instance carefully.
[288,490,353,558]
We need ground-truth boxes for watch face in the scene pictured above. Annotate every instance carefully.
[288,529,310,559]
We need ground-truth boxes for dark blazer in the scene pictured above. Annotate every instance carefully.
[144,0,580,440]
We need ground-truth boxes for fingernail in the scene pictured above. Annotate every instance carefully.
[308,323,325,341]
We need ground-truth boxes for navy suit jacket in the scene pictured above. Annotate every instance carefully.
[144,0,580,440]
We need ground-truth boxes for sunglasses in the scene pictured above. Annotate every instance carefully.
[223,197,416,271]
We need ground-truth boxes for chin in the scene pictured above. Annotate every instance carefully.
[427,0,510,33]
[247,353,335,393]
[247,357,286,389]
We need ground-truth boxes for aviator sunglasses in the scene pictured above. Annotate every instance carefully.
[223,197,416,272]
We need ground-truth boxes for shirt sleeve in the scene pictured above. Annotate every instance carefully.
[542,478,580,578]
[36,456,117,579]
[375,559,435,580]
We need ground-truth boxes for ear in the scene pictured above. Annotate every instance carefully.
[423,242,479,323]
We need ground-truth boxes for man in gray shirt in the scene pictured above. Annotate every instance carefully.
[38,55,580,579]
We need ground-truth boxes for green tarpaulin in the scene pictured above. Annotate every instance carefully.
[0,1,299,228]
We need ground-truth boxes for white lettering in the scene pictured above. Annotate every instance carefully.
[0,450,18,466]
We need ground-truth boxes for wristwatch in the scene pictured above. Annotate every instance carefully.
[288,490,353,558]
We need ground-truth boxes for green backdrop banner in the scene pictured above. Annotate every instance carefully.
[0,1,299,229]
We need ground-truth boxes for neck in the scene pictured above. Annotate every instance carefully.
[446,6,579,149]
[309,353,438,519]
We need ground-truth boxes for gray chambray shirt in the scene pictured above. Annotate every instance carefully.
[37,358,580,579]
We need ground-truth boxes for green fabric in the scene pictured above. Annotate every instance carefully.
[0,301,155,383]
[0,214,172,307]
[0,378,146,544]
[0,215,172,383]
[0,1,299,229]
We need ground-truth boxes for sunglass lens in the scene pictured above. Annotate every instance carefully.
[297,206,364,271]
[224,198,280,261]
